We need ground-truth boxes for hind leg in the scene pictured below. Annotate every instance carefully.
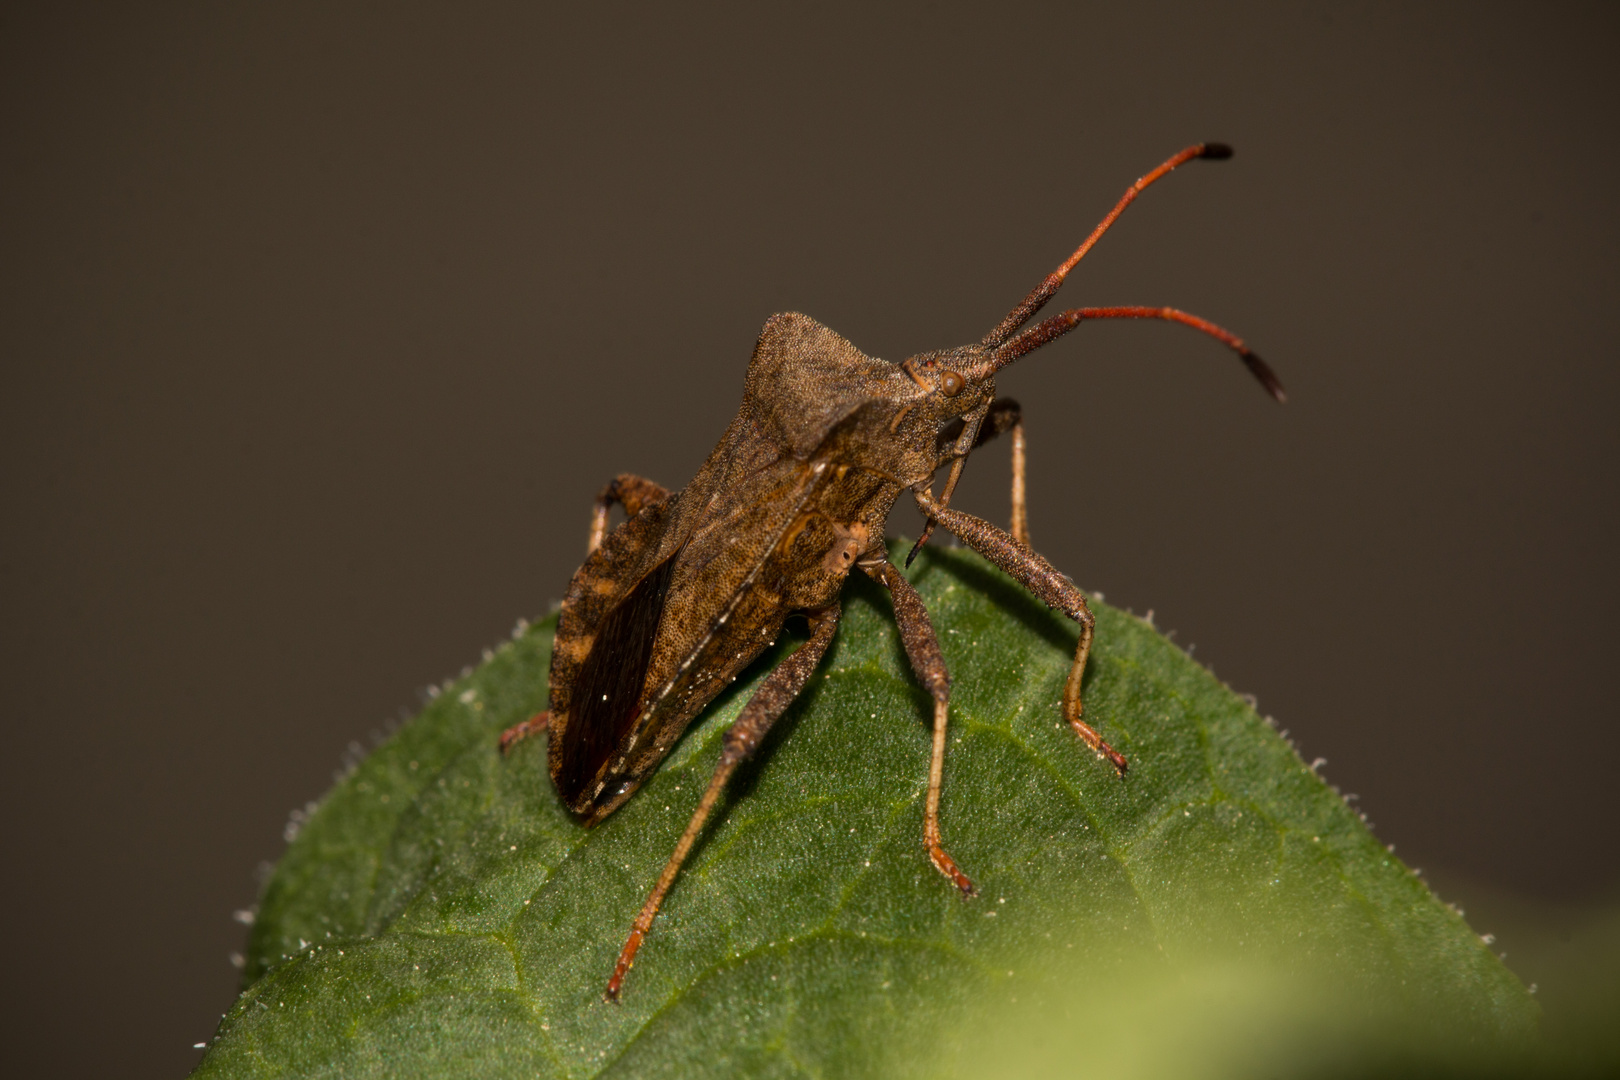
[588,474,670,554]
[498,711,549,755]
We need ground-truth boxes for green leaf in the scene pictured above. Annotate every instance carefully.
[197,544,1534,1079]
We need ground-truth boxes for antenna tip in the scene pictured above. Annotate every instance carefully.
[1199,142,1234,160]
[1243,351,1288,403]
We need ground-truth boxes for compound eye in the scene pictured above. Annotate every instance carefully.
[939,370,964,397]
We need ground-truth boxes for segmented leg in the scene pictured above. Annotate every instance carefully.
[906,396,1031,563]
[861,556,976,896]
[604,602,842,1003]
[972,397,1029,548]
[912,488,1126,775]
[498,711,549,754]
[588,474,671,554]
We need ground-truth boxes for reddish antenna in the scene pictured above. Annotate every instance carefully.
[991,305,1285,402]
[970,142,1284,401]
[909,143,1284,567]
[981,143,1234,349]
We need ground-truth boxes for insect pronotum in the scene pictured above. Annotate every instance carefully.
[500,143,1285,1001]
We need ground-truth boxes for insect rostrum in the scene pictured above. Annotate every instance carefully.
[500,143,1285,1002]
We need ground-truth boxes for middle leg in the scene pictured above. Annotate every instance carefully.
[604,601,842,1002]
[861,555,976,896]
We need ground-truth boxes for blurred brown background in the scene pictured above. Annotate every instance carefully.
[2,3,1616,1076]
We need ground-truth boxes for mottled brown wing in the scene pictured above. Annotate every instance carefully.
[552,551,681,809]
[570,459,839,823]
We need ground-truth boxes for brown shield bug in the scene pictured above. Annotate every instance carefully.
[499,143,1285,1001]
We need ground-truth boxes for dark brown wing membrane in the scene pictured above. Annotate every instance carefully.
[554,553,680,807]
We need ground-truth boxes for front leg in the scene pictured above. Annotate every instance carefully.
[913,488,1127,775]
[971,397,1029,548]
[906,396,1030,565]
